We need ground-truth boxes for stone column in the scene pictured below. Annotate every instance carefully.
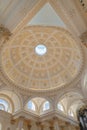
[53,117,60,130]
[49,120,55,130]
[36,122,41,130]
[27,124,32,130]
[10,116,15,125]
[17,116,25,130]
[23,119,32,130]
[40,123,45,130]
[65,122,71,130]
[27,121,32,130]
[56,120,67,130]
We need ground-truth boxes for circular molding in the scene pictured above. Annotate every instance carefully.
[0,26,84,94]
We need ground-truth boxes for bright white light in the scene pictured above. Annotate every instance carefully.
[35,44,47,56]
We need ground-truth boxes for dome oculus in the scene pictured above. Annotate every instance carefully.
[35,44,47,56]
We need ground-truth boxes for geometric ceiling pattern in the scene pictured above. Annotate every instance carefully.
[1,26,83,92]
[0,0,87,125]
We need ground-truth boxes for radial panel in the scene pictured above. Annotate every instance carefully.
[1,26,83,91]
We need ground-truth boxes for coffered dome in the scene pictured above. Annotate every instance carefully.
[1,26,83,92]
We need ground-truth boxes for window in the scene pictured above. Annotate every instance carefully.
[28,101,35,111]
[0,99,9,112]
[43,101,50,111]
[68,109,74,117]
[58,103,64,112]
[0,104,5,110]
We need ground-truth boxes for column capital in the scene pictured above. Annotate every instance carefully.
[36,121,41,126]
[17,116,25,130]
[25,119,32,130]
[27,124,32,130]
[18,116,25,120]
[65,121,71,126]
[11,116,16,125]
[40,123,45,130]
[53,116,58,121]
[48,120,55,130]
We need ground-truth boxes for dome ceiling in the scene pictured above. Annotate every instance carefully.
[1,26,83,92]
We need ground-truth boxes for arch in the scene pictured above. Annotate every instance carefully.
[25,96,52,105]
[0,98,10,112]
[24,97,52,115]
[0,104,5,110]
[43,101,50,111]
[56,91,84,117]
[68,100,84,119]
[68,108,74,117]
[57,102,64,112]
[28,101,36,111]
[0,90,22,112]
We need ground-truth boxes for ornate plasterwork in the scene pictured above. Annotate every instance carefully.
[80,31,87,48]
[0,24,11,44]
[1,26,83,94]
[78,104,87,116]
[79,0,87,12]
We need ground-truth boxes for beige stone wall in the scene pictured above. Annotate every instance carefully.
[0,111,80,130]
[0,111,17,130]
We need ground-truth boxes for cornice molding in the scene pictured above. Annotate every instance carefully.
[13,110,78,126]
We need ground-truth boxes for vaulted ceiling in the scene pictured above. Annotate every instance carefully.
[0,0,87,121]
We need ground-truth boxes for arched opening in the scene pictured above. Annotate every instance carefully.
[27,101,36,111]
[68,109,74,117]
[0,99,10,112]
[43,101,50,111]
[57,103,64,112]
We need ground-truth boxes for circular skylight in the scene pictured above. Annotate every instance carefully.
[35,44,47,56]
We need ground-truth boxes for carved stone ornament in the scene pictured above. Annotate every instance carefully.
[79,0,87,12]
[78,105,87,115]
[80,31,87,48]
[11,116,16,125]
[0,24,11,46]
